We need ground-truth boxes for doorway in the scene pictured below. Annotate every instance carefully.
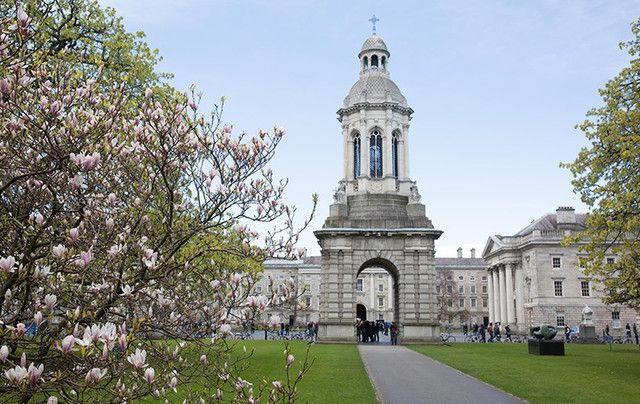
[357,303,367,321]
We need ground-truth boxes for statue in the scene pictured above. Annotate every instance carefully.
[333,181,346,204]
[531,324,557,341]
[581,304,593,325]
[409,183,421,204]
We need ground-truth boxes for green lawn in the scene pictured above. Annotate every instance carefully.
[410,343,640,403]
[173,340,376,403]
[232,341,376,403]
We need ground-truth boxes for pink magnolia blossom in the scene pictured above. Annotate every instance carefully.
[0,256,16,273]
[105,218,114,232]
[47,397,58,404]
[4,365,28,384]
[144,367,155,384]
[169,376,178,392]
[60,335,76,354]
[14,323,26,336]
[44,294,57,311]
[286,354,295,368]
[68,227,80,242]
[33,311,43,327]
[121,284,134,297]
[127,348,147,369]
[85,367,106,385]
[0,346,8,363]
[75,249,93,268]
[272,381,282,391]
[52,244,67,258]
[0,78,11,94]
[219,324,232,337]
[27,363,44,384]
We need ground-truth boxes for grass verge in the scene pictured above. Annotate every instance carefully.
[410,343,640,403]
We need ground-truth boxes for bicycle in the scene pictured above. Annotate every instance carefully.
[464,333,480,342]
[440,333,456,343]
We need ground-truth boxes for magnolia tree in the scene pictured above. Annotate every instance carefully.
[0,6,316,403]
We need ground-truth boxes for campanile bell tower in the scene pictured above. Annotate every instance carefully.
[315,19,443,342]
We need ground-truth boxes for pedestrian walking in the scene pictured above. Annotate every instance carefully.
[479,324,486,343]
[564,325,571,342]
[487,323,494,342]
[634,323,639,345]
[494,323,501,342]
[625,323,632,340]
[390,322,399,345]
[505,324,512,341]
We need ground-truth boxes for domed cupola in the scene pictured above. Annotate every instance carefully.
[341,33,409,109]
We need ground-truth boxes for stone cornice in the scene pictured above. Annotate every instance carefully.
[314,227,443,239]
[337,102,414,119]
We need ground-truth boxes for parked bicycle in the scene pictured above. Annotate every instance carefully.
[440,333,456,343]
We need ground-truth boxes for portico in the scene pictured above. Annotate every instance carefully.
[486,261,523,331]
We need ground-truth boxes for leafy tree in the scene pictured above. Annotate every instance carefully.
[0,3,316,402]
[563,17,640,309]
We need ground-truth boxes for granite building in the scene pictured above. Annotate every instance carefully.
[482,207,639,335]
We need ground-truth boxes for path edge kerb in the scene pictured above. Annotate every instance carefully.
[357,345,385,404]
[407,346,528,403]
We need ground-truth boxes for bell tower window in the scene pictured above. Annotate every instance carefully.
[363,56,368,71]
[353,133,361,178]
[371,55,378,69]
[369,130,383,178]
[392,131,399,178]
[381,56,386,70]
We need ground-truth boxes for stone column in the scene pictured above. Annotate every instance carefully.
[492,267,501,323]
[514,262,525,333]
[369,272,375,316]
[505,263,515,325]
[499,265,507,324]
[383,113,393,177]
[403,124,410,179]
[487,268,494,324]
[343,126,349,179]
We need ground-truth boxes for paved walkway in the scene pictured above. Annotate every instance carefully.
[358,345,522,404]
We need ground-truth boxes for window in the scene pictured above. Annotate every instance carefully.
[356,278,363,292]
[378,274,383,279]
[378,284,384,292]
[470,298,477,308]
[482,276,487,281]
[581,281,590,297]
[379,314,384,320]
[459,298,465,307]
[378,297,384,307]
[470,276,475,281]
[606,257,615,265]
[369,130,383,177]
[556,315,565,327]
[305,297,311,307]
[353,133,361,178]
[436,285,440,294]
[458,276,464,281]
[447,285,452,293]
[470,286,476,294]
[256,286,262,293]
[446,275,452,280]
[371,54,379,69]
[554,280,563,297]
[482,285,487,293]
[458,285,464,293]
[305,314,310,323]
[392,132,399,178]
[612,311,621,328]
[552,257,562,269]
[363,56,368,70]
[482,298,488,308]
[447,299,453,308]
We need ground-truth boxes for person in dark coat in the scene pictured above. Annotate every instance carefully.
[390,322,399,345]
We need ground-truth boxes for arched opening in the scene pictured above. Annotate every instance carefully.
[363,56,368,71]
[381,56,386,70]
[355,258,400,344]
[353,133,361,178]
[369,129,383,178]
[371,54,379,69]
[392,131,399,178]
[356,304,367,321]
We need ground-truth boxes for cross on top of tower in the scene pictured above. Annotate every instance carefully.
[369,15,379,34]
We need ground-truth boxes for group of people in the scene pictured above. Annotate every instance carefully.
[462,322,512,342]
[306,321,319,341]
[355,319,400,344]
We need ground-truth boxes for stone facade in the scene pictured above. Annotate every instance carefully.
[482,207,639,335]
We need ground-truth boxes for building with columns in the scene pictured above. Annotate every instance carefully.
[482,207,638,335]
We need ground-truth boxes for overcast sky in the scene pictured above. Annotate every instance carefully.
[100,0,639,258]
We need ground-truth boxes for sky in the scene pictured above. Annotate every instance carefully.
[100,0,640,258]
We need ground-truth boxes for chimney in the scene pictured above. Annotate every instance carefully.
[470,248,476,259]
[556,206,576,229]
[457,247,463,259]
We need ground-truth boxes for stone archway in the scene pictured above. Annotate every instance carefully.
[315,226,442,343]
[356,258,400,325]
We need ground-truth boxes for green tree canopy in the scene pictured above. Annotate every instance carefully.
[563,17,640,309]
